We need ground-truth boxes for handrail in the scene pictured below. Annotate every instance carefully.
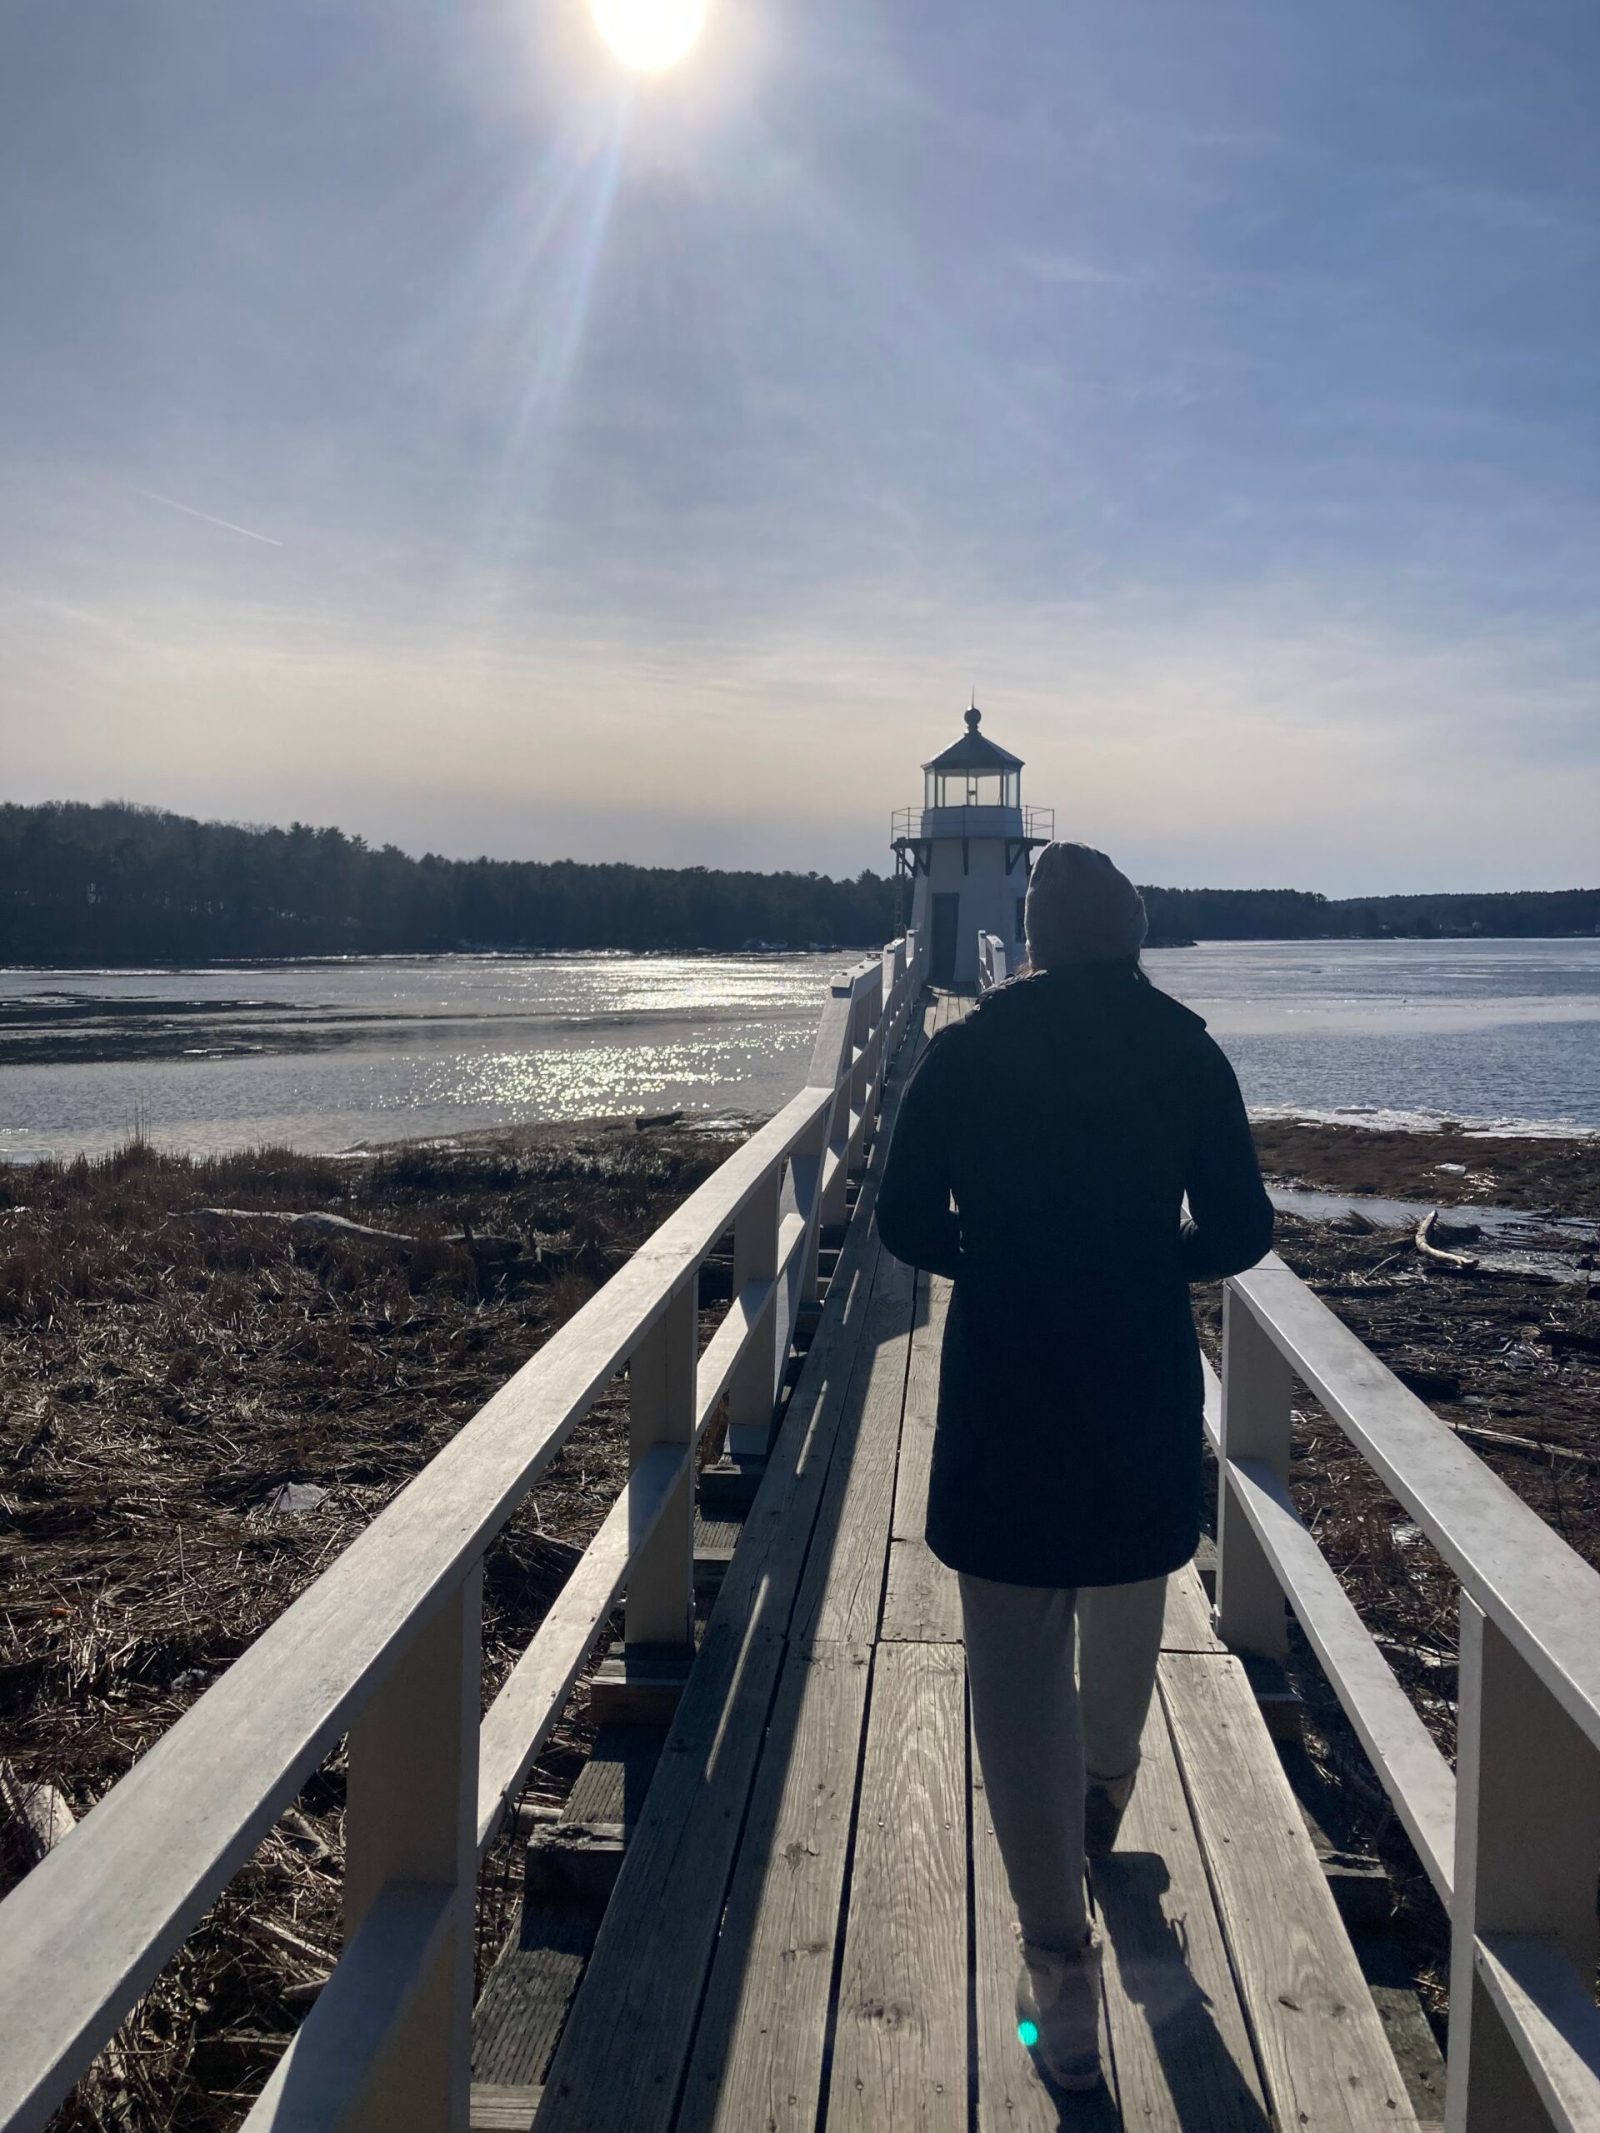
[976,930,1008,990]
[890,804,1055,844]
[0,930,925,2133]
[1212,1251,1600,2130]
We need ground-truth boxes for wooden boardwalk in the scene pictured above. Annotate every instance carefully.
[488,994,1425,2133]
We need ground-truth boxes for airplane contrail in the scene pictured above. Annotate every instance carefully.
[135,489,283,547]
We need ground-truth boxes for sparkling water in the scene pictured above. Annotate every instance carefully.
[1,938,1596,1161]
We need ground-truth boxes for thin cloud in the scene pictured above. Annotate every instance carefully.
[134,490,283,548]
[1010,250,1133,289]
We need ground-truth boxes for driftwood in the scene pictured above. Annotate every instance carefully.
[278,1804,335,1862]
[248,1912,336,1971]
[0,1760,75,1864]
[1414,1209,1479,1272]
[189,1208,523,1259]
[1450,1421,1592,1464]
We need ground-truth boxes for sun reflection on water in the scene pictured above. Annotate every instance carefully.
[392,1026,810,1121]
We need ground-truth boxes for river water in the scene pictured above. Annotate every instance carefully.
[1,938,1596,1161]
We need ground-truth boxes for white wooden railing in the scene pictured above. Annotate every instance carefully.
[976,930,1009,989]
[1213,1261,1600,2133]
[0,932,925,2133]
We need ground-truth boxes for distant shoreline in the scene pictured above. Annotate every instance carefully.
[4,799,1597,967]
[3,927,1600,976]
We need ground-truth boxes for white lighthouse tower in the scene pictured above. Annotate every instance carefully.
[891,703,1054,986]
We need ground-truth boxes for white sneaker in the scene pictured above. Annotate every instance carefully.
[1015,1927,1104,2091]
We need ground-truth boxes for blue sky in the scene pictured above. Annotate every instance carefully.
[2,0,1597,891]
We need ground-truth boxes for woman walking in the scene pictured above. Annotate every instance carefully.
[875,842,1274,2093]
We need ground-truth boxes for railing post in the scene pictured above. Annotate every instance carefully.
[845,975,876,1177]
[879,941,904,1088]
[1214,1285,1293,1659]
[856,963,886,1155]
[625,1279,697,1653]
[817,976,855,1236]
[342,1569,481,2132]
[794,1103,830,1308]
[726,1166,782,1461]
[1445,1596,1600,2131]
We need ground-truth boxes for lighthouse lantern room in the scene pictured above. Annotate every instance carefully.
[890,704,1054,986]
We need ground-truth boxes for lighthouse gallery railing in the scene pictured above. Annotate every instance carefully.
[0,934,924,2133]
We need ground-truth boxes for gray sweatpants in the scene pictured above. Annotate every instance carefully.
[960,1570,1169,1951]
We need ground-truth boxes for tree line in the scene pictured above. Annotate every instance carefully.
[1,803,1594,965]
[0,802,899,961]
[1140,884,1600,943]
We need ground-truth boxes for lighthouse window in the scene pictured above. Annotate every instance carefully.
[932,770,1009,808]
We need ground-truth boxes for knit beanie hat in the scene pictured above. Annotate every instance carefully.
[1024,842,1148,968]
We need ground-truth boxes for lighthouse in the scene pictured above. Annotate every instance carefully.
[890,703,1054,986]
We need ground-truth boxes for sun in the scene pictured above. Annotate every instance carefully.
[589,0,706,71]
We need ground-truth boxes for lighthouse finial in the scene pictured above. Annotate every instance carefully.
[965,693,981,734]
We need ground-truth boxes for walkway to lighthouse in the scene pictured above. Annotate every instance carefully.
[478,993,1426,2133]
[13,958,1595,2133]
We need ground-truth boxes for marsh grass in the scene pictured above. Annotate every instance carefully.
[0,1120,745,2130]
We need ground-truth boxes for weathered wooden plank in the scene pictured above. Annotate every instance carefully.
[827,1643,968,2133]
[472,1907,597,2088]
[1160,1561,1228,1656]
[708,1182,891,1646]
[892,1275,950,1541]
[559,1725,667,1831]
[470,2087,543,2132]
[532,1621,787,2133]
[705,997,929,1650]
[693,1513,743,1554]
[881,1538,963,1645]
[532,1008,933,2133]
[1159,1652,1418,2130]
[790,1253,915,1649]
[971,1708,1118,2133]
[1091,1695,1269,2129]
[675,1643,872,2133]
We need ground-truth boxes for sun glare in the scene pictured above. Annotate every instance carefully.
[590,0,706,71]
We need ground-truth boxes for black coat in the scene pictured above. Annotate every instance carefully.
[875,967,1274,1589]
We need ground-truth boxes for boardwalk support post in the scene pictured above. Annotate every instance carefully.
[1215,1288,1292,1659]
[340,1570,482,2132]
[796,1103,830,1310]
[626,1280,698,1654]
[816,983,856,1237]
[1445,1595,1600,2132]
[848,961,883,1175]
[727,1167,782,1461]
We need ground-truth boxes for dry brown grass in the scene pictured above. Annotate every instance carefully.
[0,1121,745,2131]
